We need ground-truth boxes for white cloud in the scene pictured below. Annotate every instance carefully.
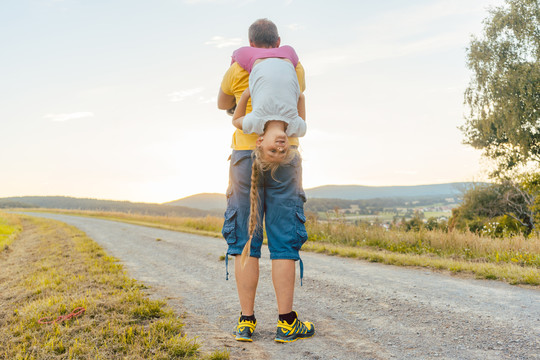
[204,36,242,48]
[287,23,304,31]
[302,0,501,76]
[199,96,217,104]
[167,87,205,102]
[44,112,94,122]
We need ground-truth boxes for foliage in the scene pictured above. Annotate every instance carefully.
[462,0,540,176]
[521,172,540,232]
[449,181,535,234]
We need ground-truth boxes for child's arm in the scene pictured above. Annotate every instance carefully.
[232,88,251,130]
[297,93,306,121]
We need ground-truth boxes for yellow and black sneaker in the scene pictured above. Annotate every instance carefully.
[235,316,256,342]
[275,311,315,343]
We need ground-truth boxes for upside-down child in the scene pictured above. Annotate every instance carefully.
[229,45,308,270]
[231,45,306,165]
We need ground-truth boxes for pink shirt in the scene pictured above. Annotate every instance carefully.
[231,45,299,73]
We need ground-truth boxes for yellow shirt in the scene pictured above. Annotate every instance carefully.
[221,61,306,150]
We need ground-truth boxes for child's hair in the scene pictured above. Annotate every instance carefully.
[240,147,300,268]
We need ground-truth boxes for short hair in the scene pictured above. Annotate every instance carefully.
[248,19,279,48]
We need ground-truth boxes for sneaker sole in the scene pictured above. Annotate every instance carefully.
[235,336,253,342]
[274,333,314,343]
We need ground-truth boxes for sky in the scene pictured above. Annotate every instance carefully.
[0,0,505,203]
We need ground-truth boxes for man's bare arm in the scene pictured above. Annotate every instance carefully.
[217,88,236,110]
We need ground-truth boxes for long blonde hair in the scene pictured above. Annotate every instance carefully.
[239,146,300,268]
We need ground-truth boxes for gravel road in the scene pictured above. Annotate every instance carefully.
[24,212,539,360]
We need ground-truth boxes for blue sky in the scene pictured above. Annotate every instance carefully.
[0,0,504,203]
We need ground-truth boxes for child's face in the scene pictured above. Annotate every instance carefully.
[257,125,289,163]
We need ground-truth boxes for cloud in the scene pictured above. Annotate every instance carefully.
[303,0,501,76]
[44,112,94,122]
[167,87,205,102]
[204,36,242,48]
[199,96,217,104]
[287,23,304,31]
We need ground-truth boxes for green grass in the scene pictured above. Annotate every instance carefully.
[0,212,22,250]
[0,212,229,359]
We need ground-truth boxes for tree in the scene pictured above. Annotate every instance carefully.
[462,0,540,177]
[449,181,534,234]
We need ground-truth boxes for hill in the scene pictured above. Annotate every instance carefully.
[0,196,220,217]
[162,183,477,213]
[305,182,475,200]
[164,193,226,212]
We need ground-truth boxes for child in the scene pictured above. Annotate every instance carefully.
[231,45,306,165]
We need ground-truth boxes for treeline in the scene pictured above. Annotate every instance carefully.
[0,196,220,217]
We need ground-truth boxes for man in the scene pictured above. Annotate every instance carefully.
[217,18,315,343]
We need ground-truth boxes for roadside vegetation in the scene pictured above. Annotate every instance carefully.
[19,208,540,286]
[0,211,228,360]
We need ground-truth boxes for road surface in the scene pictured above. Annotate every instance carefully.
[24,212,540,360]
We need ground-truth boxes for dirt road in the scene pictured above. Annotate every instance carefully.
[24,212,539,359]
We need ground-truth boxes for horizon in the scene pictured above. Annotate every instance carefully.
[1,0,503,203]
[1,180,483,204]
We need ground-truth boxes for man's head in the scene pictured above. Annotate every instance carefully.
[249,18,280,48]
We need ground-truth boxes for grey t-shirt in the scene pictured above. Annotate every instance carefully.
[242,58,306,137]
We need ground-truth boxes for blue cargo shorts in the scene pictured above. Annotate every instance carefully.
[222,149,308,278]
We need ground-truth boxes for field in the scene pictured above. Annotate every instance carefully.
[0,211,228,360]
[18,208,540,286]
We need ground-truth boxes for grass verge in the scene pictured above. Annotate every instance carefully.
[302,242,540,285]
[0,212,228,360]
[17,209,540,286]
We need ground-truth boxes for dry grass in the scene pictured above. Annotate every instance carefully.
[306,221,540,267]
[303,242,540,285]
[0,212,228,360]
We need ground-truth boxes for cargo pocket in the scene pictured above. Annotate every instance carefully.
[294,209,308,250]
[222,208,237,245]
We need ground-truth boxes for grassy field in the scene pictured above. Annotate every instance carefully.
[16,208,540,285]
[0,211,228,360]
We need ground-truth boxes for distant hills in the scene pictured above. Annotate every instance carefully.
[165,182,478,212]
[164,193,226,212]
[0,183,478,216]
[305,182,473,200]
[0,196,220,217]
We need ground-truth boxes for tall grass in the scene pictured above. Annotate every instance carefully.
[306,220,540,267]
